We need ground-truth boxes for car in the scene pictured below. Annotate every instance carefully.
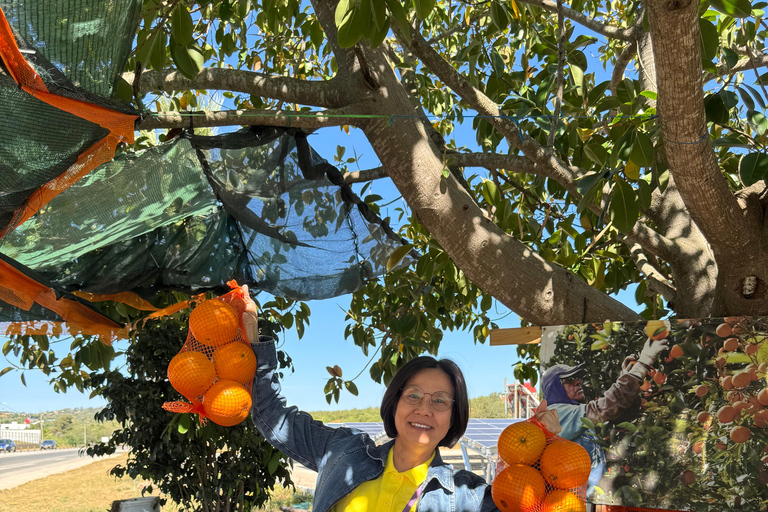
[0,439,16,452]
[40,439,57,450]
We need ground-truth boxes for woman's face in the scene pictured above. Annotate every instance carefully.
[394,368,454,452]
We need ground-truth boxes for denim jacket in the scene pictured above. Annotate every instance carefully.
[250,339,499,512]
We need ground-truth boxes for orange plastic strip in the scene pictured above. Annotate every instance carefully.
[0,260,124,344]
[0,6,47,92]
[24,88,137,143]
[73,291,159,312]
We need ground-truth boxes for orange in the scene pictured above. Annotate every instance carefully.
[730,425,751,443]
[213,342,257,384]
[491,464,546,512]
[497,421,547,465]
[539,440,591,489]
[540,490,586,512]
[189,299,240,347]
[168,351,216,398]
[203,380,252,426]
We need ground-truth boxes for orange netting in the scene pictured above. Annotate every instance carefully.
[162,281,256,427]
[0,259,125,343]
[492,417,589,512]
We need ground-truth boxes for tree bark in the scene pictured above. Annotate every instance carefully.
[350,41,641,325]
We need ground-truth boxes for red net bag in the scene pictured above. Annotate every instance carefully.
[493,417,590,512]
[162,281,256,427]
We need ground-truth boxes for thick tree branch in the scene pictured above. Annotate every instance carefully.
[123,69,350,109]
[626,241,676,302]
[647,0,757,259]
[610,40,638,97]
[515,0,640,41]
[448,152,538,173]
[343,166,387,183]
[137,108,359,130]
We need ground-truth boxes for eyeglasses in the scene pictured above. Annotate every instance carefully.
[400,385,454,411]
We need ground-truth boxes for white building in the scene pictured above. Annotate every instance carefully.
[0,422,41,444]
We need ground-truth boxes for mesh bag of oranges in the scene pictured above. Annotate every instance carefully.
[493,417,590,512]
[162,281,257,427]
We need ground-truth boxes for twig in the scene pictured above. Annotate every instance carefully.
[548,0,565,147]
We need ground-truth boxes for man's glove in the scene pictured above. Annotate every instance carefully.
[534,400,561,435]
[627,338,668,380]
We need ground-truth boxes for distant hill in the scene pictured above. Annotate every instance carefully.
[0,392,509,444]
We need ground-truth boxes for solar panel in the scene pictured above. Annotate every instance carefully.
[343,422,385,437]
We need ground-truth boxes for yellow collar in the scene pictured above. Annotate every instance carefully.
[385,448,434,487]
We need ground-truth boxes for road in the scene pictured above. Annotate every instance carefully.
[0,447,127,490]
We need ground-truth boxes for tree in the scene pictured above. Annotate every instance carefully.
[4,0,768,395]
[116,0,768,384]
[86,314,293,512]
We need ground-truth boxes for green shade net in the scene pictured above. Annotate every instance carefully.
[0,0,410,325]
[1,0,143,97]
[0,73,110,231]
[0,128,411,311]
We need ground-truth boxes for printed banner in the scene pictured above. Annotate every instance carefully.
[540,317,768,511]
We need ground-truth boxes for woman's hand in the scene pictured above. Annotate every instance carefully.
[534,400,561,434]
[239,284,259,343]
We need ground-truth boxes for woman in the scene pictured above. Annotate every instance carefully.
[239,286,532,512]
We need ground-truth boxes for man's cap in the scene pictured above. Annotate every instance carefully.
[555,363,587,380]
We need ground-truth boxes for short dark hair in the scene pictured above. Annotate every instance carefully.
[380,356,469,448]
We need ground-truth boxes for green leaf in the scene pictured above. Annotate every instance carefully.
[747,111,768,135]
[171,6,194,45]
[0,367,12,378]
[386,244,412,272]
[584,142,608,167]
[616,421,638,432]
[610,180,639,232]
[170,39,204,79]
[344,380,359,396]
[413,0,436,19]
[580,416,595,430]
[739,152,768,186]
[489,1,508,31]
[386,0,411,45]
[571,65,585,97]
[336,3,365,48]
[630,131,654,167]
[699,19,719,64]
[268,452,281,475]
[481,180,501,206]
[2,340,12,356]
[721,47,739,69]
[136,29,167,71]
[704,93,729,125]
[177,414,191,434]
[335,0,353,26]
[709,0,752,17]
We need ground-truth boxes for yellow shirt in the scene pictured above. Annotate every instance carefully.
[329,449,434,512]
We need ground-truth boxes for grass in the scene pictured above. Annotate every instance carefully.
[0,452,313,512]
[0,453,161,512]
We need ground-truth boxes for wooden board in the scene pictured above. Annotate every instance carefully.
[489,326,542,345]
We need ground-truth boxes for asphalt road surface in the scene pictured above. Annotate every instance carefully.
[0,447,127,490]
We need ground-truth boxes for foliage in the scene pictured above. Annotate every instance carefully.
[85,315,294,512]
[0,407,121,446]
[547,318,768,511]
